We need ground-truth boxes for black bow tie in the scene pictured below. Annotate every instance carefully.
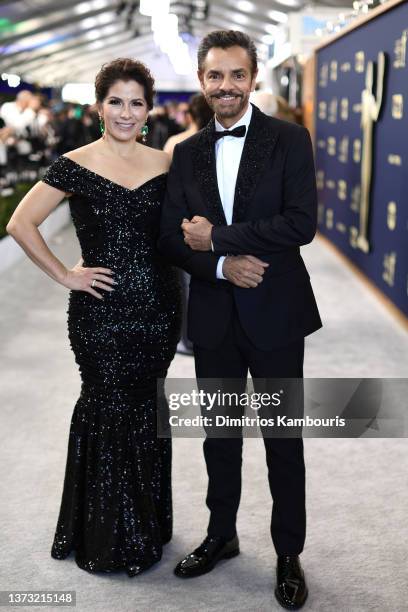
[213,125,246,141]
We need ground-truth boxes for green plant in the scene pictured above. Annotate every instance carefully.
[0,182,35,239]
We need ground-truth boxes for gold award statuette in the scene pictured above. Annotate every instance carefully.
[319,63,328,88]
[330,60,338,81]
[328,98,338,124]
[382,252,397,287]
[327,137,336,156]
[394,30,407,68]
[351,185,361,213]
[387,154,402,166]
[391,94,403,119]
[387,201,397,230]
[338,180,347,201]
[355,51,365,73]
[316,170,325,190]
[318,101,327,120]
[338,136,349,163]
[340,98,349,121]
[357,51,386,254]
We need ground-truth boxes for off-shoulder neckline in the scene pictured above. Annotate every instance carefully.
[60,155,167,193]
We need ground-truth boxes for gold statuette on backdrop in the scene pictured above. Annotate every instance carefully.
[351,185,361,212]
[340,62,351,72]
[317,139,326,149]
[336,222,347,233]
[387,154,402,166]
[316,170,325,190]
[338,180,347,201]
[319,63,329,87]
[338,136,349,163]
[382,252,397,287]
[326,208,334,229]
[357,51,386,253]
[394,30,407,68]
[391,94,403,119]
[387,201,397,230]
[349,226,358,248]
[353,139,361,163]
[330,60,338,81]
[327,137,336,156]
[353,103,362,114]
[328,98,338,123]
[318,101,327,120]
[355,51,365,73]
[340,98,349,121]
[326,179,336,189]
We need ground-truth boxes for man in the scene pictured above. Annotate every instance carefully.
[0,90,36,136]
[159,30,322,610]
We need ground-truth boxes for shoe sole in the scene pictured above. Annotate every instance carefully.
[174,548,240,578]
[274,586,308,610]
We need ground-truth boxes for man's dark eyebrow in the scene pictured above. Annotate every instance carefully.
[206,68,246,74]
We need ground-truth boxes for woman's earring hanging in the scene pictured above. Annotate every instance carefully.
[99,116,105,135]
[141,124,149,143]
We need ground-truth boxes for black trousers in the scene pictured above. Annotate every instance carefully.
[193,307,306,555]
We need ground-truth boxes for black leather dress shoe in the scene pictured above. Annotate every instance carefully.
[174,535,239,578]
[274,555,308,610]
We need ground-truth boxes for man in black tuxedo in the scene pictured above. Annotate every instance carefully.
[159,30,322,609]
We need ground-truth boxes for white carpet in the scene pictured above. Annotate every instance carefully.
[0,225,407,611]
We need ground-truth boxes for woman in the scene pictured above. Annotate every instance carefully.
[163,93,212,158]
[6,58,181,576]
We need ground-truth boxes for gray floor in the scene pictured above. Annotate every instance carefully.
[0,224,407,612]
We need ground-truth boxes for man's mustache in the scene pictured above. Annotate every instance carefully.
[211,91,243,99]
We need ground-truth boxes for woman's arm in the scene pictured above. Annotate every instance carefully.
[6,181,115,299]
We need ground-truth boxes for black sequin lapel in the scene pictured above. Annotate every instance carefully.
[232,104,278,223]
[192,117,227,226]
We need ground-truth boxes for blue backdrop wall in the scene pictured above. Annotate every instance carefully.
[315,0,408,317]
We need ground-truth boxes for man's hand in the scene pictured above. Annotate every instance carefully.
[181,216,213,251]
[222,255,269,288]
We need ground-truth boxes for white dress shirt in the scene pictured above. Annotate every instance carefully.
[214,103,252,279]
[0,102,35,136]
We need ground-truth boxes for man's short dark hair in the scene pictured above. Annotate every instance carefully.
[197,30,258,75]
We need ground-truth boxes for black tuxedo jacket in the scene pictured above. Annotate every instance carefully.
[159,104,322,350]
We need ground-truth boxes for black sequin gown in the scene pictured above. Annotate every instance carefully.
[42,155,181,576]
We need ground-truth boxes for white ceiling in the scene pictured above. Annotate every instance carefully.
[0,0,352,89]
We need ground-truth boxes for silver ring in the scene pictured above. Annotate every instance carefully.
[91,279,96,288]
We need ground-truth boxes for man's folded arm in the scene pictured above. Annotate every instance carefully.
[211,127,318,255]
[158,144,219,283]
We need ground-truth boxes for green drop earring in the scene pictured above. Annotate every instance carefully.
[141,124,149,143]
[99,116,105,135]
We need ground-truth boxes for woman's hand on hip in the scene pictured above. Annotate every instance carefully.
[62,259,116,300]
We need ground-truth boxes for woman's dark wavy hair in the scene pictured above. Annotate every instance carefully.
[95,58,155,109]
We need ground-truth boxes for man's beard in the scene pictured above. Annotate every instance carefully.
[207,91,248,119]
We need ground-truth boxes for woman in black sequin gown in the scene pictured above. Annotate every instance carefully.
[6,60,181,576]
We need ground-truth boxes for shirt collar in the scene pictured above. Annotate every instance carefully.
[214,103,253,133]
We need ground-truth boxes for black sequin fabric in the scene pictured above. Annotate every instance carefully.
[42,155,181,576]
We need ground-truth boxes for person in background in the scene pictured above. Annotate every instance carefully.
[164,93,212,157]
[175,101,190,129]
[163,93,213,355]
[0,117,13,171]
[0,90,35,136]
